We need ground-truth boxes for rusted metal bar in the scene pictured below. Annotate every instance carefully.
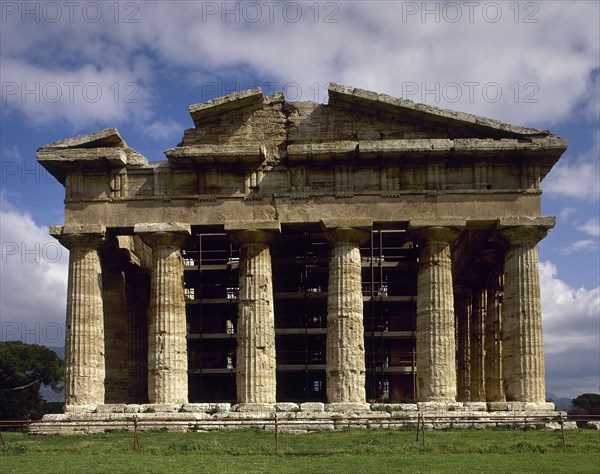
[274,413,279,452]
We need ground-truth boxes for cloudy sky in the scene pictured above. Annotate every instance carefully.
[1,0,598,399]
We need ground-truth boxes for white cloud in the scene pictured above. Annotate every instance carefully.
[544,133,600,201]
[558,207,576,221]
[1,1,599,128]
[0,193,68,345]
[540,260,600,397]
[559,239,598,255]
[0,58,150,130]
[143,119,184,141]
[578,218,600,238]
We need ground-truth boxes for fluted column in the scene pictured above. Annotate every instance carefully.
[470,285,486,401]
[52,225,106,406]
[324,227,370,403]
[135,223,190,404]
[127,269,149,403]
[485,264,504,401]
[102,250,129,403]
[412,225,461,402]
[455,287,471,402]
[500,223,551,402]
[230,229,277,404]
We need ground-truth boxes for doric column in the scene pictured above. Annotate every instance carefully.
[411,223,462,402]
[499,220,553,402]
[102,248,129,404]
[470,285,486,401]
[135,223,190,405]
[485,262,504,401]
[227,224,279,404]
[454,286,471,402]
[323,223,371,403]
[126,269,150,403]
[51,225,106,406]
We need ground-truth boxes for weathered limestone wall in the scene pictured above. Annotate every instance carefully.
[501,225,549,402]
[412,225,460,402]
[54,227,106,406]
[62,194,544,230]
[31,401,566,435]
[324,226,370,403]
[231,229,277,404]
[136,224,190,405]
[181,93,287,150]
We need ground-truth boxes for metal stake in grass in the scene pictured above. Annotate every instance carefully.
[133,416,140,451]
[415,414,420,442]
[560,420,567,448]
[275,413,279,453]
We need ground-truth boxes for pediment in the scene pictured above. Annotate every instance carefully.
[171,83,566,167]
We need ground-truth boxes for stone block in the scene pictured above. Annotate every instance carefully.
[137,412,195,421]
[274,412,296,420]
[64,404,96,414]
[296,412,337,420]
[391,412,419,420]
[191,413,211,421]
[134,222,191,235]
[356,412,391,419]
[187,403,231,413]
[140,404,180,413]
[487,401,509,411]
[96,404,129,414]
[233,403,275,412]
[41,414,69,421]
[463,402,488,412]
[325,403,371,412]
[334,420,368,429]
[524,402,555,411]
[107,413,134,422]
[220,412,274,420]
[417,402,450,411]
[300,402,325,412]
[446,402,465,411]
[276,402,300,412]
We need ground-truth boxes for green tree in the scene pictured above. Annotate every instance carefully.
[0,341,64,420]
[571,393,600,415]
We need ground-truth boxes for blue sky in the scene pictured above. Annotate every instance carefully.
[1,1,598,399]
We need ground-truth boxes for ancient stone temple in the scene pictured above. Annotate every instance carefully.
[37,84,567,418]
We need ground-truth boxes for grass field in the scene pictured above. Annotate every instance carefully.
[1,428,599,473]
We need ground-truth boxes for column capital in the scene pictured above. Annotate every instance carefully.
[321,219,371,246]
[134,223,190,249]
[410,225,462,245]
[225,221,280,247]
[50,224,106,250]
[498,223,553,247]
[323,227,371,246]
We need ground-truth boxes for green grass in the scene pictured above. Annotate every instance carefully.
[1,428,599,473]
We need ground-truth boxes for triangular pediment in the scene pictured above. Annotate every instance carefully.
[171,83,566,167]
[326,83,550,140]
